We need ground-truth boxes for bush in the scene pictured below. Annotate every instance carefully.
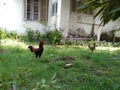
[25,27,34,41]
[42,31,52,43]
[24,26,41,42]
[8,31,18,39]
[42,28,62,44]
[18,34,26,41]
[34,30,41,40]
[0,28,18,40]
[51,28,62,44]
[0,28,7,39]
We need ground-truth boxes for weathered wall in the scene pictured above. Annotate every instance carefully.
[69,4,120,41]
[69,12,93,37]
[0,0,46,34]
[100,20,120,36]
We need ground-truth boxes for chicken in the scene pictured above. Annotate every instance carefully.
[28,40,44,59]
[88,42,96,52]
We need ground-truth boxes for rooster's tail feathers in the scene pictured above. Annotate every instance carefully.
[28,46,34,52]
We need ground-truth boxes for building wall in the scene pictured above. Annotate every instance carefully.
[47,0,70,37]
[59,0,70,37]
[0,0,46,34]
[68,1,120,41]
[69,12,93,35]
[47,0,57,31]
[47,0,93,37]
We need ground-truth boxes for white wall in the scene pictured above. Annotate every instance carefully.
[47,0,58,31]
[47,0,71,37]
[0,0,23,33]
[69,12,93,35]
[59,0,70,37]
[47,0,120,39]
[0,0,46,34]
[100,20,120,36]
[59,0,120,40]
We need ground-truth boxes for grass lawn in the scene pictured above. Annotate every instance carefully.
[0,39,120,90]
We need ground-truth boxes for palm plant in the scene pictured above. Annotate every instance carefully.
[79,0,120,25]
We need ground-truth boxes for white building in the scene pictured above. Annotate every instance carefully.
[48,0,120,41]
[0,0,48,34]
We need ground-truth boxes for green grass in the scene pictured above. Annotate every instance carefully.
[0,39,120,90]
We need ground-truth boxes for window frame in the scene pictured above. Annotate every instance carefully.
[51,1,58,17]
[24,0,48,22]
[24,0,40,21]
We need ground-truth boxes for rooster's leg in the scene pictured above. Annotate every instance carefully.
[39,55,41,58]
[36,54,38,59]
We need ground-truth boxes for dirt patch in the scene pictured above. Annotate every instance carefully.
[51,56,75,62]
[62,56,75,61]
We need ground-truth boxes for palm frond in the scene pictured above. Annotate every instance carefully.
[78,0,120,25]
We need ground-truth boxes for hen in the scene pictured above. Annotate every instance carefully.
[88,42,96,52]
[28,40,44,59]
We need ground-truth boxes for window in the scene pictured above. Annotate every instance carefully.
[40,0,48,22]
[25,0,39,20]
[71,0,93,15]
[51,1,58,16]
[24,0,48,22]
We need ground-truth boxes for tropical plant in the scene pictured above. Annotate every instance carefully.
[25,27,35,41]
[9,31,18,39]
[32,73,62,90]
[0,28,6,39]
[42,28,62,44]
[51,28,62,44]
[79,0,120,25]
[35,30,41,40]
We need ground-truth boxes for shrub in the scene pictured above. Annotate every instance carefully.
[0,28,7,39]
[42,28,62,44]
[34,30,41,40]
[25,27,34,41]
[18,34,26,41]
[0,28,18,40]
[41,31,52,44]
[65,40,74,45]
[24,25,41,42]
[8,31,18,39]
[51,28,62,44]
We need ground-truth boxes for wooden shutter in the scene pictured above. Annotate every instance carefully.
[40,0,48,23]
[24,0,27,20]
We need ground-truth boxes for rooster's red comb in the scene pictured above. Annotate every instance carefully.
[40,40,44,44]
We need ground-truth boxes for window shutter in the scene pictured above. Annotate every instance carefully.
[24,0,27,20]
[40,0,48,22]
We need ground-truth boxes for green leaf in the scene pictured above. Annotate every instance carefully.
[53,86,62,88]
[78,0,120,25]
[41,85,48,88]
[79,1,98,11]
[41,79,46,85]
[109,6,120,14]
[51,79,57,84]
[0,84,3,86]
[51,73,57,80]
[94,6,105,18]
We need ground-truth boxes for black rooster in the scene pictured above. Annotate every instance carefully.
[28,40,44,59]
